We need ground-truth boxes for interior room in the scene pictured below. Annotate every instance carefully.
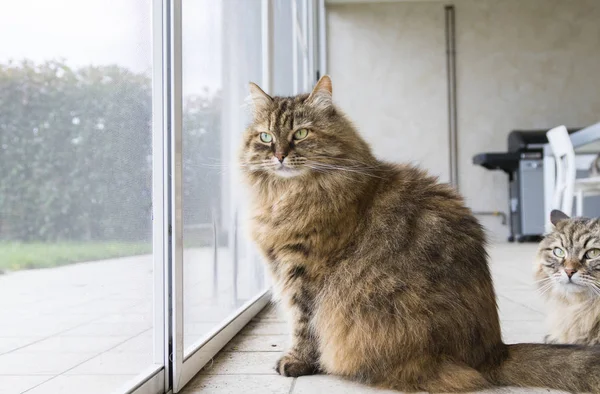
[1,0,599,393]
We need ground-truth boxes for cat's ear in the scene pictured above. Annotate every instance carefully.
[550,209,570,226]
[248,82,273,114]
[307,75,333,110]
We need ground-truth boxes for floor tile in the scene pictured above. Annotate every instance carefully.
[501,320,547,343]
[500,290,547,313]
[0,351,96,375]
[294,375,404,394]
[65,351,152,375]
[497,297,545,321]
[201,351,281,375]
[251,315,287,323]
[65,302,139,317]
[472,388,568,393]
[19,336,131,353]
[0,319,77,337]
[24,375,136,394]
[95,313,153,325]
[294,377,567,394]
[252,305,286,322]
[0,337,42,355]
[108,331,153,353]
[242,322,289,336]
[0,376,50,394]
[60,322,150,337]
[182,374,292,394]
[223,335,287,352]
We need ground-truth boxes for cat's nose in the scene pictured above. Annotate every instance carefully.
[274,153,286,163]
[564,268,577,278]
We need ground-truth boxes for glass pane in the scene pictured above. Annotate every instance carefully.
[297,43,306,94]
[273,0,294,96]
[182,0,266,352]
[0,1,156,392]
[295,0,308,93]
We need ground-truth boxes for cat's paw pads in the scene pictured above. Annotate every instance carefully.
[275,354,317,377]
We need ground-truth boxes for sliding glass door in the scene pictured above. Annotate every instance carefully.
[137,0,325,391]
[0,0,323,393]
[171,0,269,389]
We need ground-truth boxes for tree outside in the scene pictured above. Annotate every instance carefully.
[0,60,221,271]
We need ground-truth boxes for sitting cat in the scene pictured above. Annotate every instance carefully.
[535,209,600,346]
[240,76,600,393]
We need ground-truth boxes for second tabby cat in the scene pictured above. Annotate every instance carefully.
[536,209,600,346]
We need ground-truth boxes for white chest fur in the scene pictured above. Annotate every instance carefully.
[546,297,600,345]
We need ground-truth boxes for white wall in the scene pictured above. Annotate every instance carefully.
[327,2,450,182]
[327,0,600,241]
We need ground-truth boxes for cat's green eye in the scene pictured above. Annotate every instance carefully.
[585,248,600,259]
[293,128,309,140]
[259,132,273,143]
[553,247,565,258]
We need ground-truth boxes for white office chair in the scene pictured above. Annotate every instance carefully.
[546,125,600,217]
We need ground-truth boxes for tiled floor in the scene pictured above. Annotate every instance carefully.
[0,255,152,394]
[182,243,568,394]
[0,247,262,394]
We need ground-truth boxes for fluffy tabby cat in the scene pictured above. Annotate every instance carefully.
[240,76,600,393]
[536,209,600,346]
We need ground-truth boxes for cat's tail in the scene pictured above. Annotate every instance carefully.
[485,343,600,393]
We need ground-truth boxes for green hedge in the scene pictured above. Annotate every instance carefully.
[0,241,153,271]
[0,60,220,243]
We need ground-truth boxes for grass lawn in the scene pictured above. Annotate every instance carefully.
[0,242,152,272]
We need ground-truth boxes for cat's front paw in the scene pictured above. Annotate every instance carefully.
[275,353,318,377]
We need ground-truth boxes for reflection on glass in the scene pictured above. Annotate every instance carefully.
[182,0,267,351]
[0,1,154,392]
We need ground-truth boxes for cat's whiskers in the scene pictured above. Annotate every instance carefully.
[303,164,358,182]
[577,275,600,297]
[581,281,600,297]
[306,161,384,179]
[238,159,278,168]
[307,155,386,169]
[537,274,560,297]
[304,155,371,166]
[311,161,378,171]
[590,286,600,297]
[537,281,556,297]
